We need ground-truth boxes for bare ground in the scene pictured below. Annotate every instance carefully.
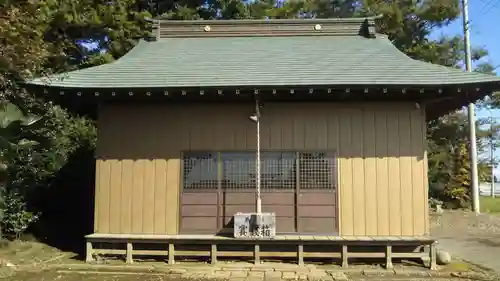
[431,210,500,273]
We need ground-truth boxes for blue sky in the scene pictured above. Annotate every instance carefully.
[430,0,500,177]
[430,0,500,113]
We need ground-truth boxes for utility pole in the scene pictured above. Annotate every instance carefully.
[462,0,480,213]
[489,113,496,198]
[490,134,495,198]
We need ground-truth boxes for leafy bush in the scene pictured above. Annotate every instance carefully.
[0,104,96,238]
[1,190,39,239]
[428,197,444,209]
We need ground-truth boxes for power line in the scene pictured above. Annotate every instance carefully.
[478,0,499,14]
[464,0,497,35]
[470,0,500,29]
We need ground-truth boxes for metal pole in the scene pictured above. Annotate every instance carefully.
[255,100,262,214]
[462,0,480,213]
[490,114,496,198]
[491,145,495,198]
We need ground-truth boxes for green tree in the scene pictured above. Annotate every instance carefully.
[0,0,99,237]
[0,102,42,238]
[0,102,40,183]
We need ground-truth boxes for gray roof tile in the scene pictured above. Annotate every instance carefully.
[29,34,500,89]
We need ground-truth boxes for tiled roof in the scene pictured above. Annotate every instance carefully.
[28,18,500,90]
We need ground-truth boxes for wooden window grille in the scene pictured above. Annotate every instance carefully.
[182,151,336,191]
[182,152,218,190]
[298,152,336,190]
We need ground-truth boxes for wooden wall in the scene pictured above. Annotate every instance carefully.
[94,102,429,236]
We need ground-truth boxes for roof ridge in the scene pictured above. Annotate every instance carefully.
[147,16,381,40]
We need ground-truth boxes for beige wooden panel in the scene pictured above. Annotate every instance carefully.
[411,109,427,235]
[363,110,378,235]
[338,109,354,235]
[350,109,366,235]
[96,160,110,233]
[108,160,122,233]
[94,159,101,232]
[142,160,155,234]
[165,158,180,234]
[94,102,428,236]
[422,111,430,235]
[154,159,167,234]
[398,111,414,235]
[386,109,402,235]
[131,160,145,233]
[374,111,390,235]
[120,160,133,233]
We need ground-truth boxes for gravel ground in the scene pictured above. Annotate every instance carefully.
[430,210,500,273]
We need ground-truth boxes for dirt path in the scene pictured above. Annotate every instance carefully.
[430,210,500,273]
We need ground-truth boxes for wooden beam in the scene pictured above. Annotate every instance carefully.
[385,245,393,269]
[168,244,175,264]
[254,244,260,265]
[429,243,437,270]
[126,243,133,264]
[211,244,217,265]
[342,245,348,268]
[86,241,94,263]
[297,244,304,266]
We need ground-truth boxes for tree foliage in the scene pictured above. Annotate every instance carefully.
[1,0,499,236]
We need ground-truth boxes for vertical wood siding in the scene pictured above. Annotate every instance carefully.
[94,102,428,236]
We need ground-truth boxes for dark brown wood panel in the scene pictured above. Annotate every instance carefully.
[299,192,337,205]
[297,190,337,233]
[181,205,218,217]
[182,192,217,204]
[180,192,218,234]
[181,217,218,232]
[274,217,296,233]
[262,192,295,204]
[224,192,255,204]
[262,205,295,217]
[221,191,296,233]
[300,205,336,218]
[224,204,255,215]
[299,217,337,233]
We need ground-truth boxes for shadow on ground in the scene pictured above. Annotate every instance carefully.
[30,146,95,258]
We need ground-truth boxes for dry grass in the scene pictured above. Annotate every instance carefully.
[480,197,500,213]
[441,260,472,272]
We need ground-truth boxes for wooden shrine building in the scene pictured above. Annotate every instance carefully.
[26,16,500,268]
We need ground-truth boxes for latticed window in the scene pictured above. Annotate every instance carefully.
[182,152,218,190]
[298,152,336,189]
[182,151,336,191]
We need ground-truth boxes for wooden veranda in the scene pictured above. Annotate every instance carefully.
[86,233,437,269]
